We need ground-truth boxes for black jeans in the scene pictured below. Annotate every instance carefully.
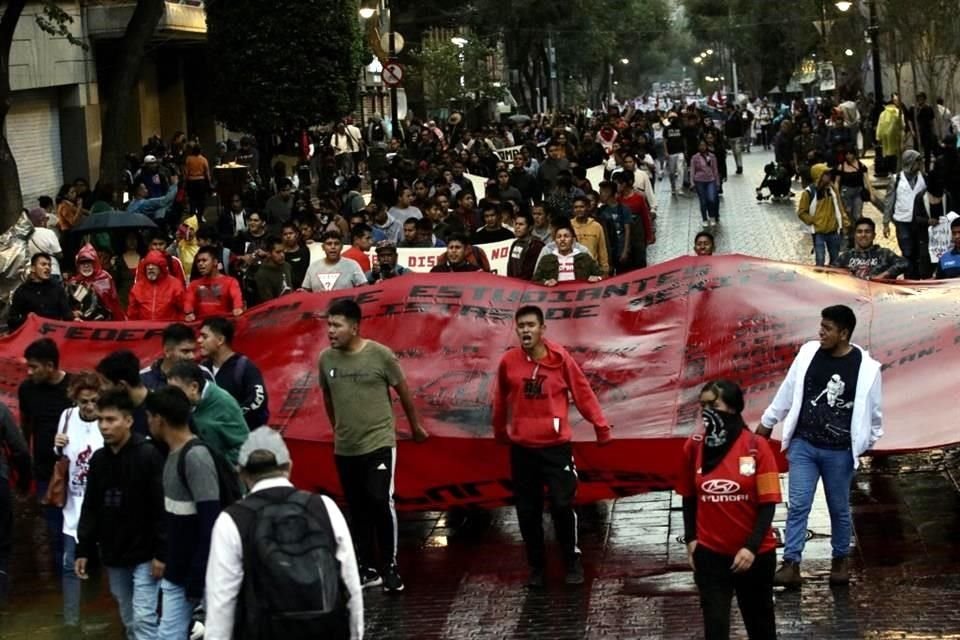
[694,545,777,640]
[335,446,397,571]
[185,179,208,216]
[510,443,578,569]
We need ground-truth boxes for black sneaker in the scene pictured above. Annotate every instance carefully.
[526,567,545,589]
[565,557,585,586]
[360,567,382,589]
[383,564,405,593]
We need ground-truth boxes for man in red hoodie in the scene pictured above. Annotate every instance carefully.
[127,250,185,321]
[184,246,243,322]
[492,305,612,588]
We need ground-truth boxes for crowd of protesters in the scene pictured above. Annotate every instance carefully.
[10,91,960,337]
[0,84,957,639]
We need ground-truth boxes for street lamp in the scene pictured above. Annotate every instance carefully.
[693,56,702,64]
[358,6,375,18]
[834,0,852,10]
[620,58,629,65]
[451,36,469,47]
[844,48,854,56]
[706,48,714,55]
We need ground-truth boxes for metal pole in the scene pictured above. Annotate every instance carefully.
[868,0,883,109]
[387,0,400,144]
[547,31,558,111]
[732,60,739,97]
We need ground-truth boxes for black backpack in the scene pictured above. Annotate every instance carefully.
[176,439,244,508]
[228,488,349,640]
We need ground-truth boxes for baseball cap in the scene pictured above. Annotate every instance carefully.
[375,242,397,254]
[143,154,158,163]
[238,427,291,469]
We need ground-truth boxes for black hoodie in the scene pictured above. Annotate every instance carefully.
[76,433,166,567]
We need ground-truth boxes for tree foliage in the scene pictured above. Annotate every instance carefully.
[410,38,504,113]
[205,0,362,133]
[453,0,673,111]
[682,0,819,95]
[879,0,960,105]
[1,1,87,231]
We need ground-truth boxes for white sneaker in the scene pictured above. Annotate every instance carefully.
[702,221,709,228]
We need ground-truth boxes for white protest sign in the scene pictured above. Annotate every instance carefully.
[928,211,959,262]
[494,145,524,162]
[363,238,514,275]
[310,238,517,280]
[586,165,605,189]
[465,173,490,198]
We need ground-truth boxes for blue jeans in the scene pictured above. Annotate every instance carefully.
[106,562,160,640]
[783,437,855,562]
[813,232,842,266]
[158,579,195,640]
[894,220,913,260]
[62,535,81,626]
[694,181,719,222]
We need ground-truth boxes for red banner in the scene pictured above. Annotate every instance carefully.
[2,255,958,510]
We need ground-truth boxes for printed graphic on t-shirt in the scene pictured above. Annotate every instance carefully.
[70,445,95,497]
[844,255,882,279]
[805,371,855,441]
[197,283,225,303]
[797,348,860,448]
[557,254,575,282]
[317,272,341,291]
[523,375,546,399]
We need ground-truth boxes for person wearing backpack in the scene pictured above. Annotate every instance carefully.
[677,380,781,640]
[205,427,362,640]
[199,317,269,430]
[146,387,223,640]
[167,361,250,466]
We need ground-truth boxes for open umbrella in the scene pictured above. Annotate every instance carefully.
[68,211,158,234]
[508,114,532,124]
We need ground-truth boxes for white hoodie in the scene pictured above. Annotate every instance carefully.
[761,340,883,468]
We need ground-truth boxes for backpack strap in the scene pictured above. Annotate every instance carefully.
[54,408,73,456]
[176,438,203,500]
[232,354,249,392]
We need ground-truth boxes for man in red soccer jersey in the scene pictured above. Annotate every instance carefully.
[492,305,612,588]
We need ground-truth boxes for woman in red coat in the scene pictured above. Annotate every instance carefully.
[126,249,185,321]
[678,380,781,640]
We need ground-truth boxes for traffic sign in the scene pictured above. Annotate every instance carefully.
[383,61,404,87]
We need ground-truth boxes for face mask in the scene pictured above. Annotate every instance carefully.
[702,406,737,448]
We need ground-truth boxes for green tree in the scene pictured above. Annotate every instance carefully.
[411,40,464,112]
[2,1,165,231]
[205,0,362,168]
[410,37,505,119]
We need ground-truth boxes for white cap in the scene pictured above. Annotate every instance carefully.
[238,427,291,469]
[143,154,158,163]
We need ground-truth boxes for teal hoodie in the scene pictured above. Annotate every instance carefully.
[194,382,249,465]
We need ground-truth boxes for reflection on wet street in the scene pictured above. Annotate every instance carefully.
[5,450,960,639]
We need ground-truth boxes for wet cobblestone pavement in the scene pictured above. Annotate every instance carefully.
[3,152,954,639]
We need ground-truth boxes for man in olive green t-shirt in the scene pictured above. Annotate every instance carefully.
[319,299,428,595]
